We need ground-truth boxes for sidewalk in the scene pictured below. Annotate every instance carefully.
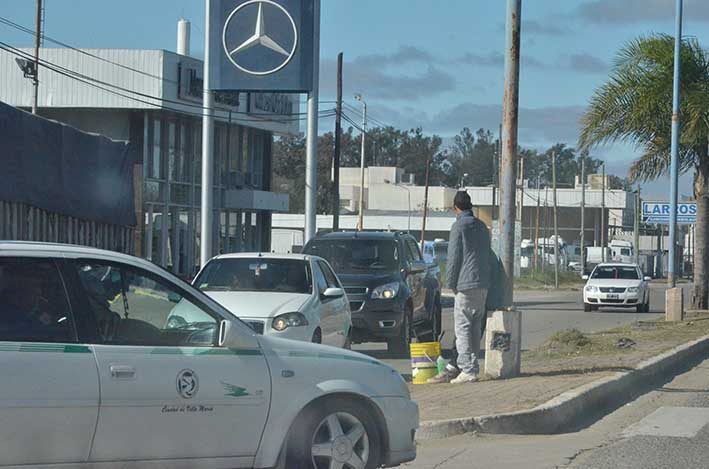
[412,312,709,424]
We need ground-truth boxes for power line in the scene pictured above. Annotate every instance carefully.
[0,41,335,123]
[1,43,335,125]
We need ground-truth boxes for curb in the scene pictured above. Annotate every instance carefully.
[416,334,709,440]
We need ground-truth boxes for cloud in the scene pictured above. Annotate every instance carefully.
[576,0,709,24]
[319,50,456,101]
[457,51,546,69]
[561,53,609,73]
[360,102,587,147]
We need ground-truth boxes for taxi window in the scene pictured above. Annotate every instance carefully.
[0,258,77,343]
[72,260,219,347]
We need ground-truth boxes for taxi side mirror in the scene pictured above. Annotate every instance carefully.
[218,320,259,349]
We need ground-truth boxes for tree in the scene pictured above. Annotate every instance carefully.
[579,34,709,308]
[447,128,497,187]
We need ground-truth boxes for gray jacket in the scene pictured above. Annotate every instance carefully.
[446,210,491,291]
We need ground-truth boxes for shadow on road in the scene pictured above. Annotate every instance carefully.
[518,366,634,378]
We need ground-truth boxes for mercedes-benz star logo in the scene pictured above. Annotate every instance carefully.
[222,0,298,76]
[176,369,199,399]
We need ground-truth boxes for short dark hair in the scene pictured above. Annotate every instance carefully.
[454,191,473,211]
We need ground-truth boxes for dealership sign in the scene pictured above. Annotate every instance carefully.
[642,201,697,224]
[209,0,315,92]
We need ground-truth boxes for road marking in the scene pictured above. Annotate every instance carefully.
[622,407,709,438]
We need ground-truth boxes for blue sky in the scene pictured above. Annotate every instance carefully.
[3,0,708,197]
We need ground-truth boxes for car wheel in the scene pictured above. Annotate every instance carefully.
[286,398,383,469]
[636,303,644,313]
[387,309,412,358]
[420,298,442,343]
[644,298,651,313]
[311,328,322,344]
[584,303,592,312]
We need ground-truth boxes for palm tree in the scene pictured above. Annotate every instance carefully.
[579,34,709,308]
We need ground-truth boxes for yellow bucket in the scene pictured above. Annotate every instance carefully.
[410,342,441,384]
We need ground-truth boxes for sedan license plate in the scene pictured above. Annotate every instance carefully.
[606,293,620,299]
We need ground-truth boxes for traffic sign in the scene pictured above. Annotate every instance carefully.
[642,201,696,224]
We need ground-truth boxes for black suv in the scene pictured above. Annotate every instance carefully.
[303,231,441,357]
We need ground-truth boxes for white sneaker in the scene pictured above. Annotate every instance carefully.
[450,371,478,384]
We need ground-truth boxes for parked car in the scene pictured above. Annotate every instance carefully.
[582,263,651,313]
[191,253,351,348]
[0,242,417,468]
[303,231,442,357]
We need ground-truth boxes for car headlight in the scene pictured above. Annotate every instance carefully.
[627,287,639,293]
[371,282,400,299]
[272,312,309,331]
[585,285,598,293]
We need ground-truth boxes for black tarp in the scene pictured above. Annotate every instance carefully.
[0,101,136,226]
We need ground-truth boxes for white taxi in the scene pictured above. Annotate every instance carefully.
[0,242,417,468]
[582,263,651,313]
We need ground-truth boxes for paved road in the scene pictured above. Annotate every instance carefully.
[403,353,709,469]
[353,283,683,375]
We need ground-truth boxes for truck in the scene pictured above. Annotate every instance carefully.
[520,237,569,271]
[585,246,610,274]
[610,239,634,264]
[270,228,304,254]
[303,231,442,357]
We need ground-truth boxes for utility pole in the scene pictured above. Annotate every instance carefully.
[32,0,42,114]
[601,162,606,262]
[542,186,548,276]
[553,150,559,289]
[534,175,540,272]
[200,0,215,267]
[420,155,431,248]
[304,0,321,243]
[580,153,586,274]
[500,0,522,303]
[634,186,641,264]
[668,0,683,286]
[332,52,343,232]
[355,94,367,231]
[518,155,525,227]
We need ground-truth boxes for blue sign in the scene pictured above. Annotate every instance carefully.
[642,201,697,224]
[209,0,315,92]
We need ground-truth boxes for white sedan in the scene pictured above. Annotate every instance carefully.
[0,241,417,468]
[190,253,352,348]
[582,263,651,313]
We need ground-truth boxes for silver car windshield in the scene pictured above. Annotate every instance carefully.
[591,266,639,280]
[196,259,312,294]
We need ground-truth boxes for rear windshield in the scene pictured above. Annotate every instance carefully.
[591,266,639,280]
[304,239,399,274]
[195,258,312,294]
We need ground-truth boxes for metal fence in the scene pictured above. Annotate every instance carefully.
[0,200,135,255]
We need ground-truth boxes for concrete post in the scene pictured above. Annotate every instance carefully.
[484,309,521,378]
[665,287,684,322]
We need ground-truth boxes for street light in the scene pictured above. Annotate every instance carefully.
[384,178,411,233]
[460,172,469,188]
[354,93,367,231]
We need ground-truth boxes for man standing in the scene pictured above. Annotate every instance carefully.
[428,191,491,384]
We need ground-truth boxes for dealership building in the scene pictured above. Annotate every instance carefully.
[0,31,298,277]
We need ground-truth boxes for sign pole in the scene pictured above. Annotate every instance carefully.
[200,0,215,267]
[304,0,321,243]
[668,0,683,286]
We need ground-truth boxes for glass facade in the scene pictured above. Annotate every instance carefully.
[142,112,273,278]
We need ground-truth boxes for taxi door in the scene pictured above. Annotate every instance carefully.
[66,258,270,467]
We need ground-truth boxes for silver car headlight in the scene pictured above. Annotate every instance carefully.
[585,285,599,293]
[272,312,309,331]
[371,282,400,299]
[627,287,639,293]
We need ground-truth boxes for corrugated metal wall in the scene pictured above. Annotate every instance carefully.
[0,200,135,255]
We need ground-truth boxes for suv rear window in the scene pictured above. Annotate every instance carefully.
[304,239,399,274]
